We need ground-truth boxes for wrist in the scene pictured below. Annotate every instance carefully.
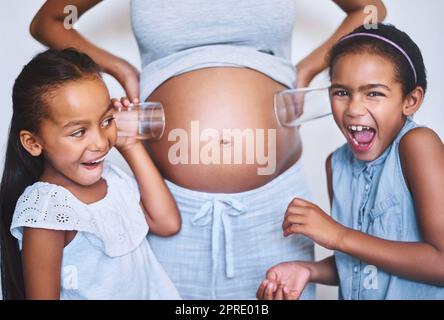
[116,141,144,155]
[295,63,316,88]
[296,261,316,283]
[295,56,326,87]
[334,224,350,252]
[104,57,135,82]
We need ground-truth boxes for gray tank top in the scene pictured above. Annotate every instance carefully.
[130,0,297,100]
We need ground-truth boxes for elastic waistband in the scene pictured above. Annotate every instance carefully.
[165,159,305,201]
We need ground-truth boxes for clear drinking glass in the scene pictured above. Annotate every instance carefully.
[114,102,165,140]
[274,86,332,127]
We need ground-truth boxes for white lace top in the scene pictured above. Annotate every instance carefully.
[10,161,180,300]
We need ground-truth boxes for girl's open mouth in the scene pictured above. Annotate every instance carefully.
[81,155,106,170]
[346,125,376,152]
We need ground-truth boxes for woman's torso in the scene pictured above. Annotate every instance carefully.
[146,68,302,192]
[331,118,444,299]
[131,0,301,192]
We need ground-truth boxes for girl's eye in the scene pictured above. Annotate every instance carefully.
[101,116,115,128]
[368,91,385,97]
[332,90,349,97]
[71,129,85,138]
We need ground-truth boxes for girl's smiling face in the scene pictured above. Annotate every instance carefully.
[36,77,117,187]
[330,52,411,161]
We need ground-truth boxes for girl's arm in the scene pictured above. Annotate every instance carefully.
[294,255,339,287]
[296,0,386,88]
[21,228,64,299]
[117,142,181,237]
[257,256,338,300]
[257,154,339,300]
[284,128,444,286]
[30,0,139,100]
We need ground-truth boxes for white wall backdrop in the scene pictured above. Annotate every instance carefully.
[0,1,442,300]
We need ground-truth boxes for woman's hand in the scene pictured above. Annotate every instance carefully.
[110,59,141,102]
[295,63,315,89]
[283,198,348,250]
[256,261,311,300]
[111,96,141,150]
[285,64,316,122]
[30,0,141,101]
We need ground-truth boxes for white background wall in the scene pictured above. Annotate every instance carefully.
[0,1,442,300]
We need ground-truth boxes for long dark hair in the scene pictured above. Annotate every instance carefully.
[0,48,102,299]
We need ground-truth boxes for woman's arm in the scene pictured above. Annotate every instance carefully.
[117,141,181,237]
[30,0,139,100]
[21,228,65,299]
[296,0,386,87]
[284,128,444,286]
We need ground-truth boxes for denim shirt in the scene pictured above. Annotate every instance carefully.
[331,117,444,299]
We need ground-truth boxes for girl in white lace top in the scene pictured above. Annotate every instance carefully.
[0,48,181,300]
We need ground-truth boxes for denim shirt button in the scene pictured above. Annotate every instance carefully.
[365,184,370,191]
[353,266,359,273]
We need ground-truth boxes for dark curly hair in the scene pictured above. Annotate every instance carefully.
[328,23,427,97]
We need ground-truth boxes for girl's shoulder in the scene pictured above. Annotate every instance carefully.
[399,126,442,154]
[11,181,85,248]
[11,162,148,257]
[398,126,443,178]
[13,180,77,222]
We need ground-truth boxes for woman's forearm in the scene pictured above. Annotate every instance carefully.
[297,0,386,81]
[338,228,444,286]
[29,0,127,79]
[32,22,124,78]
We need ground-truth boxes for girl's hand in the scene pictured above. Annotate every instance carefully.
[256,261,311,300]
[112,97,141,151]
[283,198,347,250]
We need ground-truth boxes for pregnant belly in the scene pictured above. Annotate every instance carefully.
[145,67,302,192]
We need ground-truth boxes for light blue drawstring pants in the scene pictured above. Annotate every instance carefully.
[148,160,315,299]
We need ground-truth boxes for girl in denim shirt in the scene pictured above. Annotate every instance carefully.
[257,24,444,300]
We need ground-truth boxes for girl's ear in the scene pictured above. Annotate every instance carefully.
[19,130,43,157]
[402,86,424,117]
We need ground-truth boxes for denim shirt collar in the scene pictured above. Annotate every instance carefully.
[351,145,390,177]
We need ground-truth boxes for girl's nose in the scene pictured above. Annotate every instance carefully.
[346,98,367,117]
[90,128,109,152]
